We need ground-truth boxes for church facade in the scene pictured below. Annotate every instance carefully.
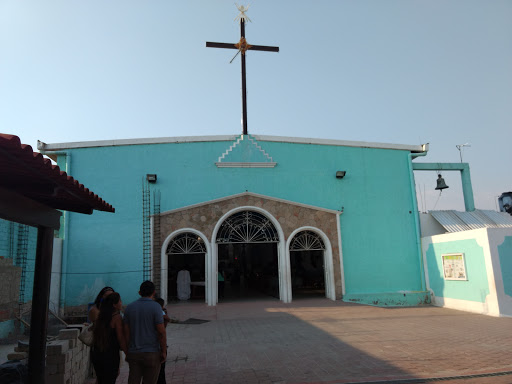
[38,134,430,312]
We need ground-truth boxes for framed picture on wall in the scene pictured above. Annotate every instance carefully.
[442,253,467,281]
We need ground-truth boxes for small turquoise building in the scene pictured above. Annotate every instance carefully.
[421,211,512,316]
[38,134,431,313]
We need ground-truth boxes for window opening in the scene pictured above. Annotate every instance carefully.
[167,233,206,254]
[216,210,278,243]
[290,230,325,251]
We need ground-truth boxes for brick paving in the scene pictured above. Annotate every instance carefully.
[86,298,512,383]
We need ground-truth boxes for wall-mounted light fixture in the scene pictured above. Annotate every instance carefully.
[146,174,157,183]
[336,171,346,179]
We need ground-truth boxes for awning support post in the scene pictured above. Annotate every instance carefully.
[27,226,54,384]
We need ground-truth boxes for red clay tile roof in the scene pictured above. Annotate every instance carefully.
[0,134,115,214]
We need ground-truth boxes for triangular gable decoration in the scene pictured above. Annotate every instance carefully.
[215,134,277,168]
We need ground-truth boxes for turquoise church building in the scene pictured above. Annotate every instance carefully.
[38,134,431,314]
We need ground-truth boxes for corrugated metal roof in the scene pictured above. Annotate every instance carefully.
[478,210,512,228]
[0,133,115,214]
[430,211,471,232]
[453,211,487,230]
[430,210,512,233]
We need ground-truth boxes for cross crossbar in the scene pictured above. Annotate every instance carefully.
[206,42,279,52]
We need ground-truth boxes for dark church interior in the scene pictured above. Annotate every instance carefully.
[218,243,279,301]
[167,244,325,301]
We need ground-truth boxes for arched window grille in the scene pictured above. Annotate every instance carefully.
[289,230,325,251]
[167,233,206,254]
[216,211,279,243]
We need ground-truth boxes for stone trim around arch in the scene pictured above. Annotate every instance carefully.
[160,228,211,305]
[286,226,336,301]
[156,193,343,304]
[210,206,288,305]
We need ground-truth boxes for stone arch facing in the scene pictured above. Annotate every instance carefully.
[160,228,211,305]
[156,192,343,306]
[210,206,288,305]
[286,226,336,301]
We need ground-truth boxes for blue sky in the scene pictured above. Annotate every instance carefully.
[1,1,511,211]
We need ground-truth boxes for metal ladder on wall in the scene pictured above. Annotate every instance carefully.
[142,180,162,291]
[152,191,161,294]
[142,179,152,281]
[15,223,29,311]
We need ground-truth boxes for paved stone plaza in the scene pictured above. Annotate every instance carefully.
[87,298,512,384]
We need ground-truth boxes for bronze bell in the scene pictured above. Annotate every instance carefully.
[435,174,449,190]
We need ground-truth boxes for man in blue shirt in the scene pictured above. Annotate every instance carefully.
[123,281,166,384]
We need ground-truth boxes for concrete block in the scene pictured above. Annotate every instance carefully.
[17,340,29,351]
[7,351,28,360]
[46,354,66,365]
[47,363,59,375]
[67,324,85,332]
[46,340,69,355]
[58,328,80,340]
[68,339,76,349]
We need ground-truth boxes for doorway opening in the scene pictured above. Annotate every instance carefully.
[166,232,206,301]
[216,210,280,302]
[289,230,326,298]
[218,243,279,300]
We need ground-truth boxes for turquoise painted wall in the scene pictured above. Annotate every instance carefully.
[54,139,422,306]
[426,239,489,302]
[498,236,512,297]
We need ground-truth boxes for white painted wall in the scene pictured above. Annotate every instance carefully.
[422,228,512,317]
[419,213,447,237]
[49,238,63,313]
[486,228,512,317]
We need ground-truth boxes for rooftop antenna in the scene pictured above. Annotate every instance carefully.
[456,143,471,163]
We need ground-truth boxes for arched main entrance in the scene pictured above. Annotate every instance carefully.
[166,232,206,301]
[215,210,280,301]
[289,230,326,298]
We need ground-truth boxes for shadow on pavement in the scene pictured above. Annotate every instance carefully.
[87,298,512,384]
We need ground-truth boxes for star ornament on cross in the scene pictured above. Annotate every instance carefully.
[234,3,251,23]
[206,4,279,135]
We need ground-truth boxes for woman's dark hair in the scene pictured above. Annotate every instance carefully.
[93,292,120,351]
[93,286,114,309]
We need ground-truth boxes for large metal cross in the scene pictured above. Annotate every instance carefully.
[206,10,279,135]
